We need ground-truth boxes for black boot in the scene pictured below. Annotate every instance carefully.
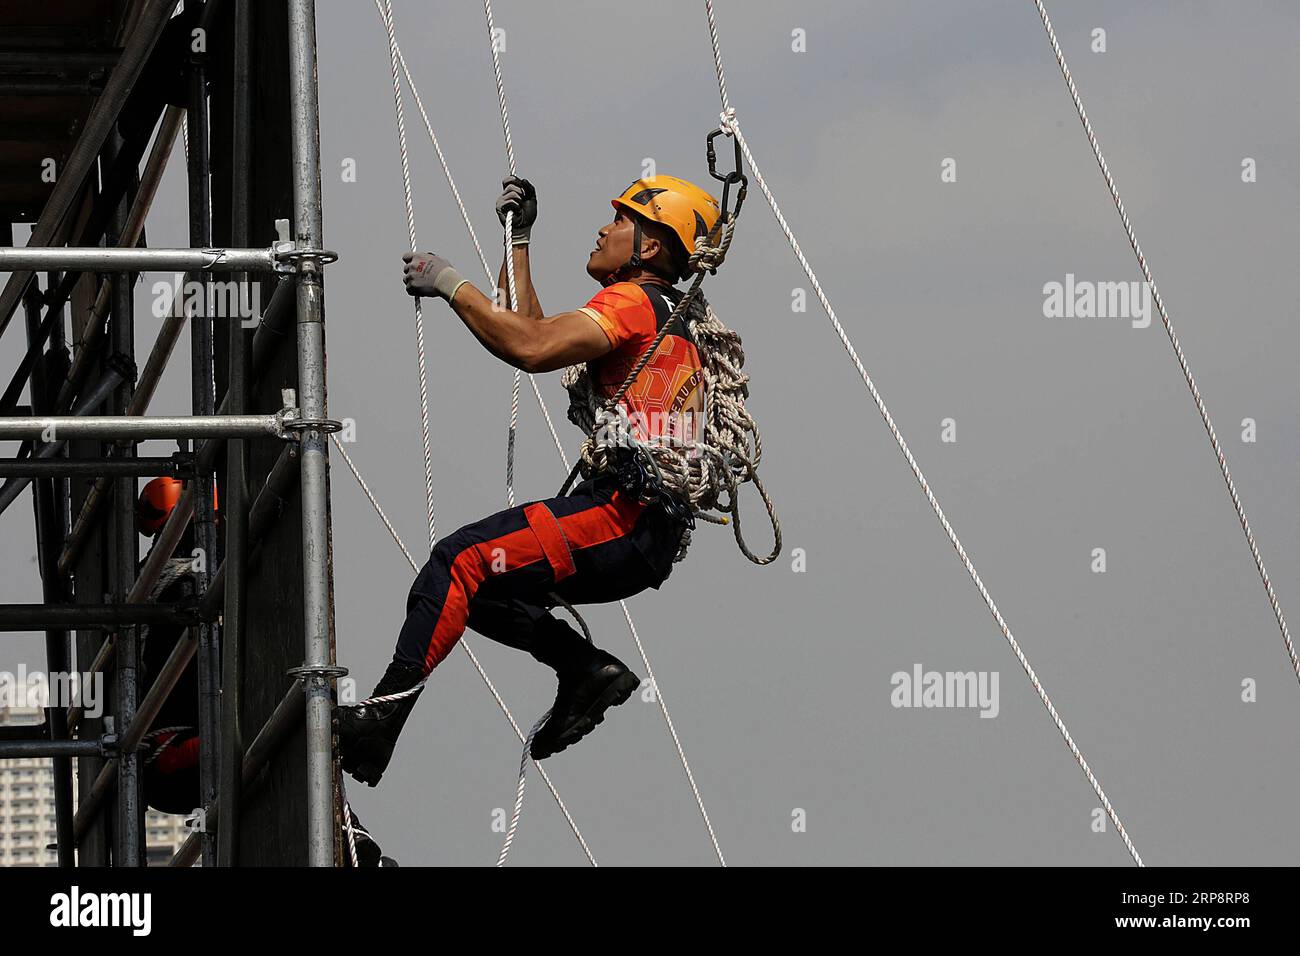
[347,808,399,867]
[337,659,426,787]
[529,620,640,760]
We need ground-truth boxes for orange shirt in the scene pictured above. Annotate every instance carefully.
[577,281,705,448]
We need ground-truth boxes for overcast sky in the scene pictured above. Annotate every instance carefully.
[4,0,1300,866]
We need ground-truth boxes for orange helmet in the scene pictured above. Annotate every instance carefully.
[610,175,721,281]
[136,477,218,536]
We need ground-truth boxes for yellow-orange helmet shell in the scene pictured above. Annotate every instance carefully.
[611,175,721,268]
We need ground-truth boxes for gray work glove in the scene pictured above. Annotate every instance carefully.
[494,175,537,246]
[402,251,468,301]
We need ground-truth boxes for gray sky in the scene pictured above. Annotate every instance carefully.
[4,0,1300,866]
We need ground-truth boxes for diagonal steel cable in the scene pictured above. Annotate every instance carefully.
[700,0,1143,866]
[1032,0,1297,684]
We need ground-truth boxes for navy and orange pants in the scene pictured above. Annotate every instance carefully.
[394,475,686,674]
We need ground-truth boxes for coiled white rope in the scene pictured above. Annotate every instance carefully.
[330,433,597,865]
[700,0,1143,866]
[562,280,782,566]
[1031,0,1297,684]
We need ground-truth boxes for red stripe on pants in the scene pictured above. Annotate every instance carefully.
[417,491,647,672]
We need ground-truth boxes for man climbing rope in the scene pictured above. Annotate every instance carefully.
[337,174,724,782]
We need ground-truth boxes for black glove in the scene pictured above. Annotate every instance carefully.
[494,175,537,246]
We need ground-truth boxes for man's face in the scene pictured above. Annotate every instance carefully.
[586,207,656,282]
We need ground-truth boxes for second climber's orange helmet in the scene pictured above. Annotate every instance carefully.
[611,175,721,278]
[137,477,183,536]
[136,476,218,536]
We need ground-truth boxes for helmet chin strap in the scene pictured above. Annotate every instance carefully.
[602,217,645,286]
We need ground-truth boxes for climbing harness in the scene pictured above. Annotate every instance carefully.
[140,725,196,768]
[559,128,781,566]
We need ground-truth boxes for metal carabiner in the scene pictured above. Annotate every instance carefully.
[706,126,747,223]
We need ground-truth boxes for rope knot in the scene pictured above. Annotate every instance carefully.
[688,216,735,274]
[718,107,737,136]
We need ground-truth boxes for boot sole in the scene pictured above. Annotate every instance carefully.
[345,760,385,788]
[534,670,640,759]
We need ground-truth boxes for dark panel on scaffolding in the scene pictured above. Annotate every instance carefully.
[208,0,318,867]
[0,1,123,223]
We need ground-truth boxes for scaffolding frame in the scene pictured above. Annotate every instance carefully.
[0,0,341,867]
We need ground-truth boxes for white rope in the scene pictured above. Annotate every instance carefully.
[384,40,570,472]
[478,0,545,859]
[496,711,548,867]
[477,0,727,865]
[481,0,524,509]
[342,787,360,867]
[378,0,437,551]
[701,0,1143,866]
[330,433,597,865]
[373,0,725,867]
[1032,0,1298,685]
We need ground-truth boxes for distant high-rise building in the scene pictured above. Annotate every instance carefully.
[1,696,192,866]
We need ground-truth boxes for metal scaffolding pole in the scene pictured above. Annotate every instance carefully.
[0,414,291,441]
[24,285,76,866]
[287,0,340,868]
[0,362,129,516]
[53,277,284,580]
[56,279,296,580]
[0,455,192,479]
[105,127,144,865]
[0,246,282,273]
[0,604,198,632]
[63,442,295,742]
[0,739,113,760]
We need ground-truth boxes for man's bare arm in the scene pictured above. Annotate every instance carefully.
[448,284,610,373]
[496,245,543,320]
